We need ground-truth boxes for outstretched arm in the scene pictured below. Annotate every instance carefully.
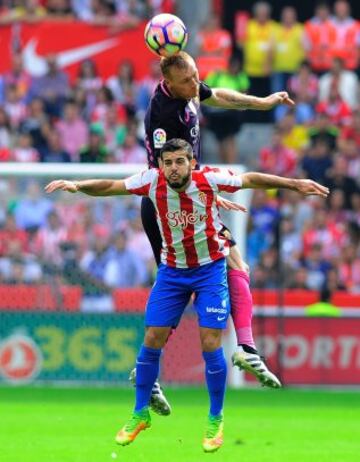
[45,179,130,196]
[241,172,329,198]
[203,89,295,111]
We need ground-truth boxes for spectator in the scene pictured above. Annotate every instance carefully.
[280,190,314,234]
[308,112,339,151]
[71,0,92,20]
[272,6,304,93]
[33,210,68,266]
[339,138,360,182]
[249,189,279,246]
[56,100,88,160]
[0,213,29,257]
[3,53,31,102]
[29,54,70,117]
[19,98,49,151]
[40,129,71,162]
[316,86,352,126]
[114,132,146,163]
[76,59,103,115]
[136,60,162,116]
[0,107,13,150]
[319,57,359,109]
[337,244,360,292]
[301,243,331,290]
[259,128,297,176]
[324,156,359,209]
[196,13,232,80]
[104,232,148,287]
[12,133,40,162]
[327,188,348,222]
[101,104,126,152]
[46,0,74,19]
[331,0,360,71]
[338,110,360,151]
[304,2,336,73]
[91,86,123,124]
[204,56,250,163]
[0,0,47,24]
[14,180,53,230]
[79,124,108,162]
[279,216,303,270]
[0,240,42,284]
[106,60,136,109]
[80,225,113,312]
[287,266,312,289]
[4,84,27,129]
[239,1,277,120]
[278,112,309,156]
[301,139,333,183]
[288,61,318,105]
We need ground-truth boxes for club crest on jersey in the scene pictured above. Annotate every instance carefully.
[166,210,208,229]
[198,191,207,205]
[153,128,166,148]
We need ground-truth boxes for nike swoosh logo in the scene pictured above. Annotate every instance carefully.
[23,37,120,77]
[217,316,226,321]
[208,369,223,375]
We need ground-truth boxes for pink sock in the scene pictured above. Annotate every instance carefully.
[228,269,256,349]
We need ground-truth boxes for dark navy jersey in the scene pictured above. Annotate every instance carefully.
[144,80,213,168]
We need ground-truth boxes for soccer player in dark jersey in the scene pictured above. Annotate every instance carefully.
[136,51,295,413]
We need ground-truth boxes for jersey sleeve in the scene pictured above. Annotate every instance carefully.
[124,169,158,196]
[199,81,213,101]
[204,170,243,193]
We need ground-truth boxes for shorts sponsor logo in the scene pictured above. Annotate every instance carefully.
[166,210,208,229]
[0,333,42,383]
[206,307,227,314]
[153,128,166,148]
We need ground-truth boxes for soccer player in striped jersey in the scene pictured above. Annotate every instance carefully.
[138,51,295,411]
[45,138,329,452]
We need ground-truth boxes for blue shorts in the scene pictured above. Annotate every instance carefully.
[145,258,230,329]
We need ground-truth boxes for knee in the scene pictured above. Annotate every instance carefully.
[144,328,168,349]
[201,333,222,352]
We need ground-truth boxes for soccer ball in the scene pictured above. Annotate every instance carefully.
[144,14,188,57]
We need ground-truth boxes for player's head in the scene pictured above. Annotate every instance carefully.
[160,51,200,100]
[159,138,196,190]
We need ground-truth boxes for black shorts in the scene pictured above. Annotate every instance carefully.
[141,197,237,267]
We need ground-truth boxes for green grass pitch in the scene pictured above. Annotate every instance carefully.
[1,386,359,462]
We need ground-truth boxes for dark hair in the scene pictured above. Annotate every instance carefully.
[160,51,193,78]
[160,138,193,160]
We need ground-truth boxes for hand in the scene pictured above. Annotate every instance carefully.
[294,180,330,198]
[216,195,247,212]
[264,91,295,109]
[45,180,78,194]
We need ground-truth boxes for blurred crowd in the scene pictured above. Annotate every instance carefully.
[0,0,360,304]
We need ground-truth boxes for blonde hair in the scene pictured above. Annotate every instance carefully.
[160,51,195,79]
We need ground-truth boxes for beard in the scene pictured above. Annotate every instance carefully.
[167,172,191,190]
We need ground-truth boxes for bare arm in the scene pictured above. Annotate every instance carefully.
[241,172,329,198]
[203,88,295,111]
[44,179,130,196]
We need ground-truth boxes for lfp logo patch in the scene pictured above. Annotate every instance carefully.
[153,128,167,148]
[0,334,42,383]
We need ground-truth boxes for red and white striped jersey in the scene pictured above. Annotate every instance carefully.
[125,167,243,268]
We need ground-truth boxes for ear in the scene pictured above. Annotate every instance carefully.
[158,157,164,168]
[190,158,197,170]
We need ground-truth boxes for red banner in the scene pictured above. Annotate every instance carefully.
[0,21,157,81]
[252,317,360,385]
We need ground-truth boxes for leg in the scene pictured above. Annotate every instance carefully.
[116,266,190,446]
[227,245,281,388]
[116,326,170,446]
[193,259,229,452]
[227,244,257,350]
